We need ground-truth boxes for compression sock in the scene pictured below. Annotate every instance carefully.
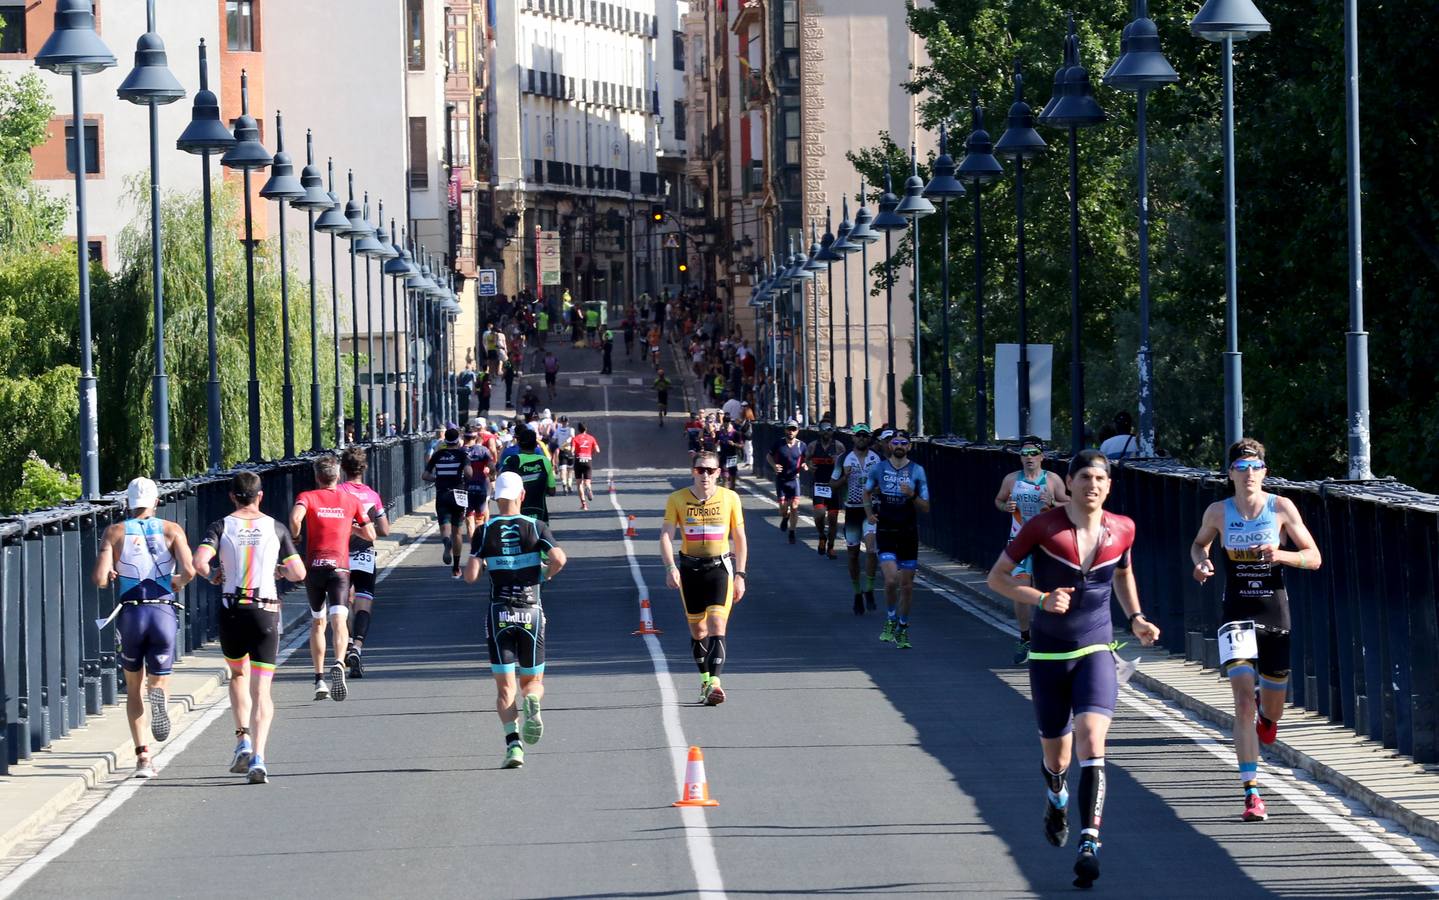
[691,638,708,676]
[851,577,862,593]
[1019,629,1031,643]
[862,573,875,593]
[1239,761,1259,793]
[352,609,372,644]
[897,615,908,627]
[705,636,727,679]
[503,720,520,747]
[780,512,789,530]
[887,608,897,621]
[1079,758,1106,841]
[313,673,324,684]
[1043,762,1069,806]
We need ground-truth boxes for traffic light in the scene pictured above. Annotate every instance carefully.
[651,205,665,223]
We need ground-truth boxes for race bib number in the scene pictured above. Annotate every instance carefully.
[349,548,375,574]
[452,489,469,509]
[724,457,738,469]
[1218,620,1259,664]
[813,484,832,499]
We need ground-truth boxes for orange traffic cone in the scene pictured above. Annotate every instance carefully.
[625,515,638,538]
[672,746,719,807]
[632,598,663,635]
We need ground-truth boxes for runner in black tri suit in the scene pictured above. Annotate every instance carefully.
[767,418,806,544]
[986,450,1161,889]
[424,427,473,578]
[1190,437,1321,823]
[806,422,843,559]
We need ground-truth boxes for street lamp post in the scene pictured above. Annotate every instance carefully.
[1108,0,1178,457]
[219,71,272,462]
[313,161,352,447]
[176,39,233,470]
[259,112,306,459]
[370,206,398,432]
[290,132,336,452]
[384,223,416,432]
[995,64,1048,440]
[804,222,828,424]
[957,93,1005,443]
[117,0,184,479]
[896,145,936,434]
[788,242,815,423]
[1191,0,1269,450]
[341,175,371,438]
[923,124,966,439]
[816,212,842,420]
[1342,0,1371,479]
[849,182,880,425]
[871,163,909,428]
[832,200,860,426]
[1039,16,1108,454]
[353,194,389,438]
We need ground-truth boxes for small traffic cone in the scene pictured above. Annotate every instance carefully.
[632,598,663,635]
[608,477,615,493]
[625,515,638,538]
[672,746,719,807]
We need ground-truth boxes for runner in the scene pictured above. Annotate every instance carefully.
[623,315,636,359]
[500,426,557,522]
[462,430,495,533]
[995,437,1069,664]
[338,446,391,679]
[570,422,600,510]
[648,323,662,367]
[806,421,843,559]
[683,410,704,460]
[1190,438,1322,823]
[543,350,560,401]
[291,455,375,701]
[767,418,807,544]
[833,423,883,614]
[985,449,1161,888]
[659,449,749,706]
[552,415,576,494]
[864,430,929,648]
[91,477,196,779]
[717,417,744,490]
[654,368,672,426]
[465,471,568,769]
[600,328,614,374]
[193,471,306,784]
[423,426,473,578]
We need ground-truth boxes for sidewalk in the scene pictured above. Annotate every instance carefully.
[0,509,436,863]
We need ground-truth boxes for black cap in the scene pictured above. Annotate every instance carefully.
[444,427,460,442]
[1067,449,1111,478]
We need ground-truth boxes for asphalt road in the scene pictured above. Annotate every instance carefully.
[9,339,1439,899]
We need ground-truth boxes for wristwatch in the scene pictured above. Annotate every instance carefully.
[734,571,747,579]
[1128,612,1147,626]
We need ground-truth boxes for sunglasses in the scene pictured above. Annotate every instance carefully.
[694,467,719,475]
[890,440,910,448]
[1231,459,1267,472]
[1020,448,1043,457]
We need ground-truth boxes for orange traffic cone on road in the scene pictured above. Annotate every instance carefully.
[625,515,638,538]
[632,598,663,635]
[672,746,719,807]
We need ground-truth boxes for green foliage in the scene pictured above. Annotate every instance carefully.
[11,452,82,512]
[855,0,1439,488]
[0,70,66,251]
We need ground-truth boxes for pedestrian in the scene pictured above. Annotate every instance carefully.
[457,363,477,423]
[465,471,567,768]
[503,355,517,408]
[601,329,614,374]
[91,477,196,779]
[477,369,493,418]
[543,350,560,401]
[1098,411,1138,459]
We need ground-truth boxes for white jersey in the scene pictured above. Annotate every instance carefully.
[839,449,884,508]
[200,513,298,604]
[1009,472,1050,538]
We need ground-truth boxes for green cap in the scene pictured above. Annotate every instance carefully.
[853,423,871,434]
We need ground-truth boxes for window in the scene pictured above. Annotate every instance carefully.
[87,241,104,264]
[407,0,425,70]
[782,0,797,49]
[672,31,684,70]
[451,113,470,166]
[673,101,686,142]
[0,4,26,54]
[446,13,468,74]
[65,120,101,175]
[408,117,429,189]
[784,110,799,165]
[225,1,256,51]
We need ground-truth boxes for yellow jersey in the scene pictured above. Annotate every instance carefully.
[663,487,744,557]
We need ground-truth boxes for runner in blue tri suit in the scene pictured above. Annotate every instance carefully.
[986,450,1161,889]
[995,436,1068,664]
[766,418,807,544]
[863,430,929,649]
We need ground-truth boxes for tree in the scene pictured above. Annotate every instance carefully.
[0,70,66,252]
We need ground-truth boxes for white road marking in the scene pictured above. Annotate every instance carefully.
[603,386,727,900]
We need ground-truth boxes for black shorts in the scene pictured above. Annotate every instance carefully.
[545,372,557,385]
[558,450,575,467]
[466,488,490,517]
[219,604,281,671]
[350,568,375,600]
[777,479,799,502]
[487,602,545,675]
[305,566,351,618]
[436,488,466,526]
[876,526,919,568]
[657,391,669,407]
[575,461,593,480]
[1029,648,1118,739]
[678,555,734,622]
[1221,626,1292,682]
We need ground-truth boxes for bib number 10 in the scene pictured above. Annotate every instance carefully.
[1217,620,1259,664]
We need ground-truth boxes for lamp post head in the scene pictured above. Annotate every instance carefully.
[922,123,966,200]
[314,191,351,233]
[343,191,372,241]
[849,180,880,244]
[118,29,185,105]
[372,217,399,259]
[872,163,908,232]
[354,207,387,257]
[995,64,1047,161]
[1190,0,1270,42]
[384,242,417,276]
[293,163,334,210]
[804,220,829,271]
[1107,1,1179,89]
[957,94,1005,186]
[259,114,306,200]
[177,42,233,155]
[1041,18,1108,128]
[220,72,272,170]
[895,144,936,219]
[816,208,843,262]
[35,0,115,75]
[832,197,859,255]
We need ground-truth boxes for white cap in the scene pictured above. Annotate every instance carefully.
[126,477,159,511]
[542,408,552,418]
[494,471,525,501]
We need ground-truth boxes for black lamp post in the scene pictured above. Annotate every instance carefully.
[259,112,306,459]
[219,71,272,462]
[895,144,936,434]
[1191,0,1269,450]
[788,241,815,422]
[832,199,860,426]
[803,222,828,424]
[117,0,184,480]
[995,63,1048,440]
[1039,15,1108,455]
[341,174,371,438]
[353,194,387,438]
[290,132,335,452]
[371,207,398,432]
[384,223,417,432]
[957,93,1005,443]
[923,125,965,437]
[871,163,908,428]
[175,39,233,470]
[815,211,842,420]
[313,161,351,447]
[404,240,430,430]
[1108,0,1178,457]
[849,182,880,425]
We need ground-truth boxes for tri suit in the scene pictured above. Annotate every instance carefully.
[807,439,841,511]
[293,487,370,619]
[473,514,556,675]
[865,459,929,569]
[1220,494,1291,684]
[426,444,471,526]
[839,449,883,547]
[663,486,744,622]
[769,439,806,503]
[114,518,179,676]
[1008,472,1050,578]
[200,513,300,674]
[337,481,386,602]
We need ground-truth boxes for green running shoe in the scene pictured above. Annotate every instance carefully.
[522,694,544,745]
[895,626,912,650]
[879,619,896,643]
[1013,639,1031,665]
[502,743,525,769]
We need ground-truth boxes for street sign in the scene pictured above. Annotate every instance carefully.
[478,269,498,296]
[994,343,1053,441]
[663,234,680,249]
[538,230,561,286]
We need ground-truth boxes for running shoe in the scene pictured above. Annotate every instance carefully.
[229,738,254,774]
[864,591,877,611]
[134,749,156,780]
[346,646,364,679]
[1256,714,1278,745]
[442,544,453,566]
[788,530,797,544]
[880,619,896,643]
[503,743,526,769]
[700,681,711,704]
[894,626,912,650]
[817,544,826,557]
[1013,639,1031,666]
[1073,839,1101,889]
[148,687,171,742]
[313,678,330,701]
[705,679,726,706]
[451,563,462,579]
[522,694,544,745]
[1242,792,1268,822]
[329,661,348,702]
[853,593,864,615]
[1044,795,1069,847]
[247,756,268,784]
